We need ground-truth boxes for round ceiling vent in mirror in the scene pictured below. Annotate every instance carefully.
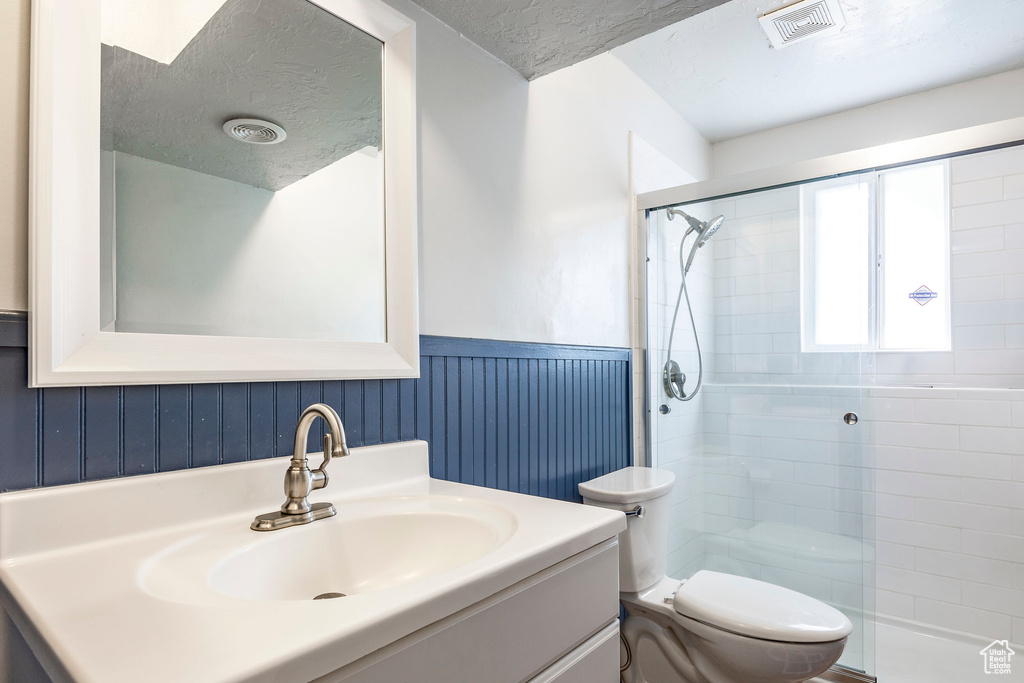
[223,118,287,144]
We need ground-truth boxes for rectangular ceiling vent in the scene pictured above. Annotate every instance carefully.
[759,0,846,49]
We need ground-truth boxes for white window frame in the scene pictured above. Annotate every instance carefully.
[799,159,951,353]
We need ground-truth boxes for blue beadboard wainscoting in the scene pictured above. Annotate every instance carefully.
[0,314,631,499]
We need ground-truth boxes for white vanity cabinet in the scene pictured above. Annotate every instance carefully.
[0,539,621,683]
[327,540,621,683]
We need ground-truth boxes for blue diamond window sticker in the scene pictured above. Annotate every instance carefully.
[909,285,938,306]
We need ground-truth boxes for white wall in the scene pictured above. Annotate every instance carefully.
[0,0,711,350]
[100,0,226,64]
[112,151,386,341]
[413,42,710,347]
[0,0,29,312]
[713,68,1024,178]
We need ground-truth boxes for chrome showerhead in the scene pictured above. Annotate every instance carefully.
[665,208,727,275]
[698,215,725,246]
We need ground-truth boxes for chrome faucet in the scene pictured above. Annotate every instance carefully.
[251,403,350,531]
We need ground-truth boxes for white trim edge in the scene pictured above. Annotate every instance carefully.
[638,116,1024,211]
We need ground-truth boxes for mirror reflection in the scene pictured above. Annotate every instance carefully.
[99,0,386,342]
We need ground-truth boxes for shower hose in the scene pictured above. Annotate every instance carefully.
[664,234,702,402]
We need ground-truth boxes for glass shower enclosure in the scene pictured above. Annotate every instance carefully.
[643,180,878,678]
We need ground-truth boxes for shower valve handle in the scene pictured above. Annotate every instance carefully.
[663,360,686,400]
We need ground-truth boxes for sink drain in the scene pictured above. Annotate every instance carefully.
[313,592,347,600]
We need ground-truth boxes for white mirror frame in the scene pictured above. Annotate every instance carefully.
[29,0,418,387]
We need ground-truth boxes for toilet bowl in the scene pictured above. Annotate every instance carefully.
[580,467,852,683]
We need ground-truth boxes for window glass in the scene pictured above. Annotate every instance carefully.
[814,181,871,346]
[879,164,950,350]
[802,176,871,349]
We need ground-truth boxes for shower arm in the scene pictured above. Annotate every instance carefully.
[666,208,713,276]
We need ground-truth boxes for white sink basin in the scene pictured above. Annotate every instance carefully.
[0,441,624,683]
[141,496,517,603]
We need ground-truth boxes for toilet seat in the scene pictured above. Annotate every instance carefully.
[672,570,853,643]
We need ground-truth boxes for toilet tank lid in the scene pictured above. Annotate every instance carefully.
[673,570,854,643]
[578,467,675,504]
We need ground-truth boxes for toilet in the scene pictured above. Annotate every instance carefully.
[580,467,853,683]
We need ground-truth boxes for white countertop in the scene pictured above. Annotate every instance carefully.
[0,441,624,683]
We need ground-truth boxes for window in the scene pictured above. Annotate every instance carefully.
[800,160,950,352]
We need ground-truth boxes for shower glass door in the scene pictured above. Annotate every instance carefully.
[645,183,876,677]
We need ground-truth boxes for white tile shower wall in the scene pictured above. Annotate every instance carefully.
[869,387,1024,645]
[647,201,715,581]
[705,147,1024,645]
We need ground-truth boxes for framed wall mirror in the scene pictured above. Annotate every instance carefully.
[29,0,417,387]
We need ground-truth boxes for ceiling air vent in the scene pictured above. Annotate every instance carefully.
[759,0,846,49]
[222,118,287,145]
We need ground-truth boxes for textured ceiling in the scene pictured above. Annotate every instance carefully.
[612,0,1024,142]
[407,0,731,80]
[101,0,382,191]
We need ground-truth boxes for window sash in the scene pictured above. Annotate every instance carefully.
[800,160,950,353]
[876,161,952,351]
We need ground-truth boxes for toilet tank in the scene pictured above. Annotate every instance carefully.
[578,467,676,593]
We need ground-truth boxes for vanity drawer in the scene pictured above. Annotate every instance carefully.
[324,538,620,683]
[527,620,619,683]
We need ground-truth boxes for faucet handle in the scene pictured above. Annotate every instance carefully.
[311,433,333,490]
